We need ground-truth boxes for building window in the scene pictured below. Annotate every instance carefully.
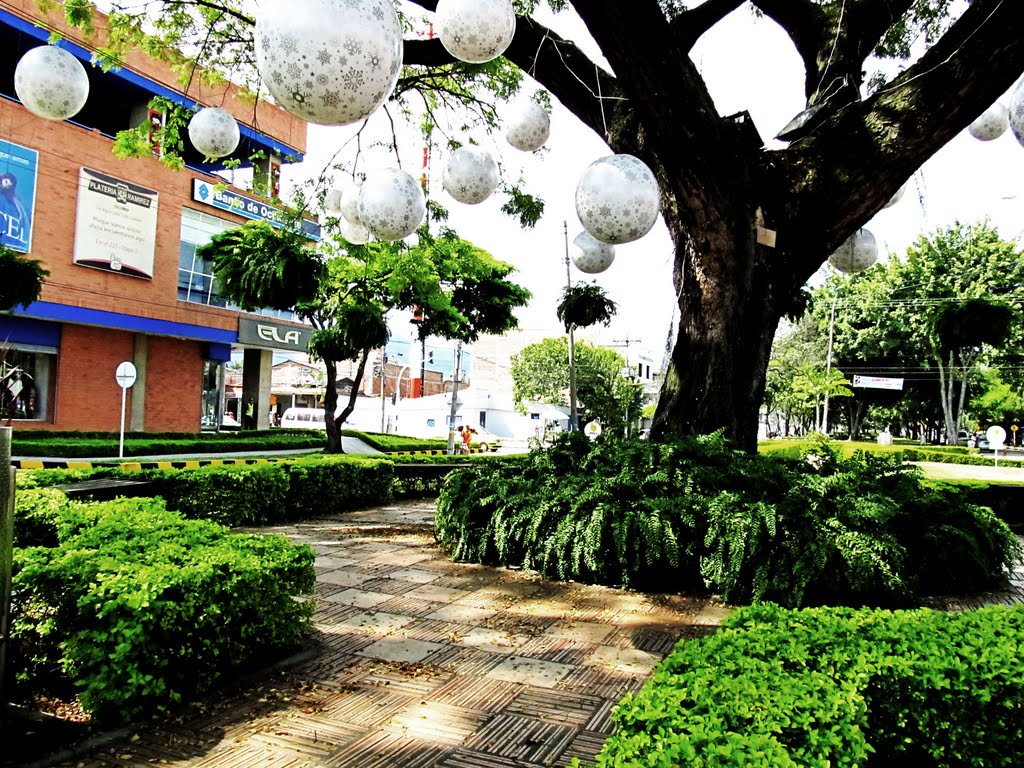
[1,348,54,421]
[178,208,297,320]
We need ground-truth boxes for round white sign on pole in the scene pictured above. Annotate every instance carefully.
[987,425,1007,448]
[115,361,137,389]
[584,420,602,440]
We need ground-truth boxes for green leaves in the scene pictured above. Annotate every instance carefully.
[309,304,390,362]
[0,246,48,311]
[199,221,324,312]
[556,282,618,331]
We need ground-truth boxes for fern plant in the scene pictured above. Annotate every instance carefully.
[556,282,617,331]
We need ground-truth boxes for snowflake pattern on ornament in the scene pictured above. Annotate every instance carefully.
[188,107,241,158]
[443,147,499,205]
[435,0,516,64]
[572,231,616,274]
[505,99,551,152]
[357,169,426,241]
[14,46,89,122]
[255,0,402,125]
[575,155,661,245]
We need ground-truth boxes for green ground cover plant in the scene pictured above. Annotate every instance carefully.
[10,495,315,724]
[341,429,449,452]
[436,433,1020,606]
[578,603,1024,767]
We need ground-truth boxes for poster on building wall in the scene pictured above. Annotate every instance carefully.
[0,139,39,254]
[73,168,159,279]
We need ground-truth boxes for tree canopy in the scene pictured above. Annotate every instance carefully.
[55,0,1024,450]
[510,336,643,432]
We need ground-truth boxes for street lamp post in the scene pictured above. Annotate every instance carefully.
[563,221,578,432]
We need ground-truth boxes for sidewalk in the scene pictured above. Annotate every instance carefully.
[44,500,730,768]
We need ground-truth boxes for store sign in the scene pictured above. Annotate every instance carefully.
[852,375,904,391]
[238,318,313,351]
[0,139,39,253]
[73,168,159,279]
[192,179,320,240]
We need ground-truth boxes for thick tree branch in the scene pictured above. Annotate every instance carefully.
[774,0,1024,286]
[668,0,745,52]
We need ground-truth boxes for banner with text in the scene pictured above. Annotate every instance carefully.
[192,179,320,240]
[853,375,904,391]
[73,168,159,279]
[0,139,39,254]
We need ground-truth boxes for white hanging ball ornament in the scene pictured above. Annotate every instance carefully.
[340,178,364,226]
[828,228,878,273]
[357,169,426,241]
[325,187,344,213]
[443,147,499,204]
[884,181,907,209]
[505,99,551,152]
[1008,80,1024,150]
[435,0,516,64]
[14,46,89,121]
[575,154,661,245]
[572,231,615,274]
[254,0,403,126]
[968,103,1009,141]
[187,107,240,158]
[339,216,370,245]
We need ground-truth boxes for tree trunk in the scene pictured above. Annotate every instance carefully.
[322,350,371,454]
[847,399,867,441]
[651,220,782,453]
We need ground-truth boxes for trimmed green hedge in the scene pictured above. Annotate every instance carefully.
[759,439,1013,468]
[342,429,449,452]
[11,496,315,724]
[17,456,395,526]
[436,433,1020,607]
[580,603,1024,767]
[13,430,324,458]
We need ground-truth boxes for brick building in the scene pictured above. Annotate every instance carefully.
[0,0,312,432]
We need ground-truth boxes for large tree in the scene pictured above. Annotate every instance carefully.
[65,0,1024,451]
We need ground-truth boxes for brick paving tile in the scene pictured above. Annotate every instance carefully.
[46,499,727,768]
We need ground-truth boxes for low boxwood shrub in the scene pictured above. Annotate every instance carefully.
[579,603,1024,767]
[11,497,315,724]
[342,429,449,453]
[13,487,72,548]
[436,432,1021,607]
[121,463,291,526]
[284,456,394,515]
[12,430,325,457]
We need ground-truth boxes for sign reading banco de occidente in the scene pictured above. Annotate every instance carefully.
[192,179,320,240]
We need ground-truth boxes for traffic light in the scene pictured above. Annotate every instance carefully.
[427,350,434,365]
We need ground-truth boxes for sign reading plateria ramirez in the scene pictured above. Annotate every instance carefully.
[192,179,320,240]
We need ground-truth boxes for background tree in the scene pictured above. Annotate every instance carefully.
[510,337,642,430]
[0,247,48,312]
[63,0,1024,450]
[783,221,1024,443]
[202,223,530,452]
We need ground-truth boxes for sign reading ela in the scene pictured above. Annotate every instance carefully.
[852,375,904,391]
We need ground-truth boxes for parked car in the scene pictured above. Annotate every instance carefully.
[280,406,329,430]
[470,426,503,452]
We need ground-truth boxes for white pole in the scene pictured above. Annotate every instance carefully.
[119,384,127,459]
[822,292,838,435]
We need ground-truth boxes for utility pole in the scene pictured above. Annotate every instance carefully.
[446,341,463,454]
[563,221,578,432]
[378,351,388,432]
[822,292,838,435]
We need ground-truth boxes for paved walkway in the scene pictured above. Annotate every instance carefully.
[52,501,730,768]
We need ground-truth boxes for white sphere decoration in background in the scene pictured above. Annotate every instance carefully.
[338,216,370,245]
[575,154,661,245]
[884,181,907,209]
[968,102,1009,141]
[340,178,364,226]
[254,0,402,125]
[435,0,516,64]
[324,187,343,213]
[14,46,89,121]
[572,231,615,274]
[1008,79,1024,150]
[357,169,426,241]
[443,146,499,204]
[505,98,551,152]
[187,107,240,158]
[828,228,878,273]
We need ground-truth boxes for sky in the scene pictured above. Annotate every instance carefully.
[282,3,1024,367]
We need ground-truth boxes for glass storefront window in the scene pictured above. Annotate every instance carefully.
[179,208,295,319]
[1,348,53,421]
[200,359,224,431]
